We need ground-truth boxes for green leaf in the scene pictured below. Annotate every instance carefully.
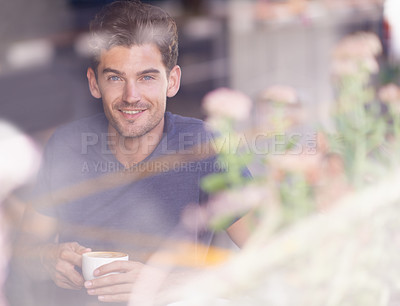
[201,173,228,193]
[209,215,237,231]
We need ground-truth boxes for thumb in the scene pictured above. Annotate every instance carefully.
[70,242,92,255]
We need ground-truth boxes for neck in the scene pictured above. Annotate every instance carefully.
[109,118,165,167]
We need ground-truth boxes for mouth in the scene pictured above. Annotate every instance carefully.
[120,109,146,115]
[119,108,147,120]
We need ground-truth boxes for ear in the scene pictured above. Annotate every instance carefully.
[87,67,102,99]
[166,65,181,98]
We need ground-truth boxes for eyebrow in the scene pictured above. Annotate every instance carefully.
[136,68,161,76]
[102,68,126,76]
[102,68,161,76]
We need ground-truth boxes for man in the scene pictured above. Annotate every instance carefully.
[16,1,251,305]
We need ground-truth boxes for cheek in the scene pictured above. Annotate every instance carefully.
[139,83,167,100]
[100,84,124,102]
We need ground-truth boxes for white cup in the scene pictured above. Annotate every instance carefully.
[82,251,129,281]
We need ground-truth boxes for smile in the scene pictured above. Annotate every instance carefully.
[120,110,145,115]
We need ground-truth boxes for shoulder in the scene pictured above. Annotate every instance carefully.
[166,112,205,130]
[46,113,107,151]
[165,112,213,143]
[52,113,106,137]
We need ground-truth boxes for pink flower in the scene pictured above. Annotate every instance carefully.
[331,32,382,76]
[202,88,252,121]
[379,83,400,113]
[361,57,379,74]
[332,57,379,76]
[269,151,322,185]
[379,83,400,104]
[259,85,298,105]
[333,32,382,59]
[331,59,359,76]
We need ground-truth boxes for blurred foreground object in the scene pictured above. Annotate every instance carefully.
[5,39,54,72]
[331,32,381,76]
[203,87,252,122]
[327,32,389,186]
[0,121,40,306]
[161,29,400,305]
[162,169,400,305]
[0,121,40,200]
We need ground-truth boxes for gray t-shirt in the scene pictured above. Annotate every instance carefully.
[34,112,225,257]
[24,111,251,306]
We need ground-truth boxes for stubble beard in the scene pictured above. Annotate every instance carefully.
[111,115,163,139]
[109,105,165,139]
[105,100,166,139]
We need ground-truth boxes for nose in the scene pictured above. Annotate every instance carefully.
[123,81,141,103]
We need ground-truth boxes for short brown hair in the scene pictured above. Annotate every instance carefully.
[89,0,178,74]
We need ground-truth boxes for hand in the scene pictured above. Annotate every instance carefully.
[41,242,91,290]
[84,260,166,303]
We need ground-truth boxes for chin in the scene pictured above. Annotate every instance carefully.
[120,127,149,138]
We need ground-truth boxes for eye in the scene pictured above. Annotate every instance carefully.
[108,75,122,81]
[142,75,154,81]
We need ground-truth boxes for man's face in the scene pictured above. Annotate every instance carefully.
[87,44,180,138]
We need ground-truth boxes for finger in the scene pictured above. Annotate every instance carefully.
[69,269,85,287]
[56,278,83,290]
[85,272,136,289]
[95,260,139,276]
[54,269,83,290]
[98,293,132,303]
[59,246,84,267]
[71,242,92,255]
[55,261,85,287]
[87,283,133,296]
[54,273,77,290]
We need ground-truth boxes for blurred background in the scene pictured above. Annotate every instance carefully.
[0,0,398,148]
